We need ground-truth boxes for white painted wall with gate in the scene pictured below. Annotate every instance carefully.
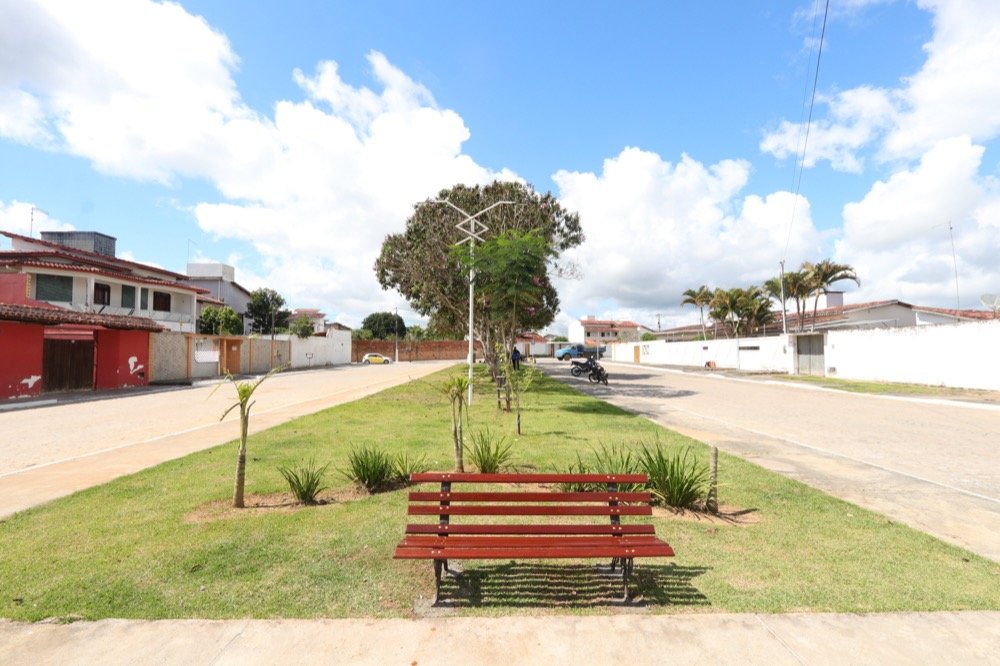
[611,319,1000,391]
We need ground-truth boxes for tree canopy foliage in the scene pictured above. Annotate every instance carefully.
[361,311,407,340]
[198,305,243,336]
[289,315,315,339]
[375,181,583,370]
[246,288,290,334]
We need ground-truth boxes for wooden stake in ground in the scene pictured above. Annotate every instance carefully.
[707,445,719,514]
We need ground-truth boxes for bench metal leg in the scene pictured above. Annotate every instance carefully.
[433,559,444,603]
[622,558,635,601]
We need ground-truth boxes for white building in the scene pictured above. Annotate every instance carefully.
[568,316,652,343]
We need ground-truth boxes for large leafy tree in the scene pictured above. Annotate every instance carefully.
[246,288,290,334]
[361,311,407,340]
[375,181,583,369]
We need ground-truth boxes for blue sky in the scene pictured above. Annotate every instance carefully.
[2,1,999,331]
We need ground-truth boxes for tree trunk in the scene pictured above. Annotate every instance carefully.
[233,411,248,508]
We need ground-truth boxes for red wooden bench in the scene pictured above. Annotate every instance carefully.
[394,472,674,602]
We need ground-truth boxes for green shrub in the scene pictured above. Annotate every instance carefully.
[558,443,643,491]
[639,444,708,509]
[343,446,395,493]
[464,427,513,473]
[277,458,330,505]
[392,451,429,483]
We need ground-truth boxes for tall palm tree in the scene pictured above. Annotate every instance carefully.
[741,286,774,336]
[784,270,812,331]
[802,259,860,330]
[681,285,713,339]
[709,287,743,338]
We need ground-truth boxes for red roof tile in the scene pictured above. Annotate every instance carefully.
[0,302,164,331]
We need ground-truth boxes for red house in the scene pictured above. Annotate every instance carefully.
[0,273,163,401]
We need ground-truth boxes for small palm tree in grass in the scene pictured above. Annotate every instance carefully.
[213,368,279,508]
[442,375,470,472]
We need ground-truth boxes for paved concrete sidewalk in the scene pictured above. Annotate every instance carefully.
[2,612,998,665]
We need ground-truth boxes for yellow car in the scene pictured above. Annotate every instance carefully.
[361,353,392,365]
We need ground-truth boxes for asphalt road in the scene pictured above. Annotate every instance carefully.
[0,361,458,518]
[540,359,1000,562]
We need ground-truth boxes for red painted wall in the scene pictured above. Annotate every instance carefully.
[0,322,44,399]
[95,330,150,389]
[0,273,31,305]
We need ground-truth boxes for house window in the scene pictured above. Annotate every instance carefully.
[140,288,148,310]
[93,283,111,306]
[153,291,171,312]
[35,274,73,302]
[121,285,136,308]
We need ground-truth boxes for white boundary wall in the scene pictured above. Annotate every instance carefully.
[280,329,352,368]
[610,319,1000,390]
[825,319,1000,391]
[611,335,794,373]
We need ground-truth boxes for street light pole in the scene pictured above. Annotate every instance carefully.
[418,198,515,405]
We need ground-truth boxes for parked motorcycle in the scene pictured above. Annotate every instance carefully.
[570,356,597,377]
[588,363,609,385]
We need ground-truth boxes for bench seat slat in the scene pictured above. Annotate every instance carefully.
[395,543,675,560]
[410,473,648,484]
[408,491,652,503]
[404,524,656,536]
[408,505,652,516]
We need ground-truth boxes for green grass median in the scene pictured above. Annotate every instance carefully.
[0,368,996,620]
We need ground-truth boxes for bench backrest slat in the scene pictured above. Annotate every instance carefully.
[405,524,656,535]
[408,491,651,503]
[409,505,652,517]
[409,472,648,484]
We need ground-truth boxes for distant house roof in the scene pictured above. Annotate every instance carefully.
[580,318,644,330]
[0,302,164,331]
[0,257,208,294]
[292,308,326,318]
[516,331,547,343]
[2,231,190,281]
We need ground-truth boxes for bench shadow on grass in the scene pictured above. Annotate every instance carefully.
[433,562,711,609]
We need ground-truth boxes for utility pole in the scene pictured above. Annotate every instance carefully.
[779,260,788,335]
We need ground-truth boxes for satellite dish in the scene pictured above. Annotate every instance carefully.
[980,293,1000,317]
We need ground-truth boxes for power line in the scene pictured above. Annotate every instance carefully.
[783,0,832,260]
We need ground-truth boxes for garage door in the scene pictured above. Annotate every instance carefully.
[796,334,825,376]
[43,338,95,392]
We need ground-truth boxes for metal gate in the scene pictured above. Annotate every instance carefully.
[796,334,825,376]
[42,338,95,392]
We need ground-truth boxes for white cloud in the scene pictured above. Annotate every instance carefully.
[0,1,511,320]
[884,0,1000,159]
[835,135,1000,305]
[0,201,73,240]
[0,0,244,183]
[552,147,821,326]
[763,0,1000,171]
